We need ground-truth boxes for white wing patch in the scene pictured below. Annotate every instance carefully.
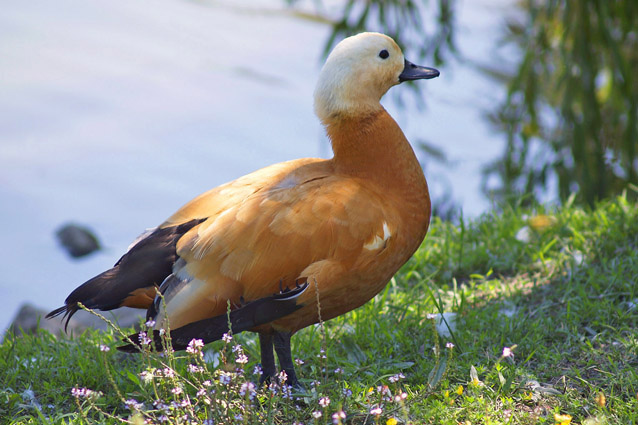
[363,221,391,251]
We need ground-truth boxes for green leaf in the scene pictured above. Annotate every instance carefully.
[428,357,447,389]
[126,370,140,386]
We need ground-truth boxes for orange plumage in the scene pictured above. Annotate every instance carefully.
[47,32,439,387]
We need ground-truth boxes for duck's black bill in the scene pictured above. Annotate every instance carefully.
[399,59,440,82]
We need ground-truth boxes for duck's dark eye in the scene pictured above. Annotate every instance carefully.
[379,49,389,59]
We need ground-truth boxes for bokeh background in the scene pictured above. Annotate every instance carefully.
[1,0,635,331]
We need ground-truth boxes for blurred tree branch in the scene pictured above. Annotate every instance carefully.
[286,0,457,105]
[483,0,638,207]
[286,0,456,62]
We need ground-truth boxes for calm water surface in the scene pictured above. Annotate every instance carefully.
[0,0,511,331]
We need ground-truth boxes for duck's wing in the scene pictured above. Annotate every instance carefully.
[150,161,399,330]
[46,160,314,328]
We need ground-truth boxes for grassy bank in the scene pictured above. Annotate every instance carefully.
[2,194,637,424]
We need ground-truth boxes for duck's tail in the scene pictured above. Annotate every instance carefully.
[46,219,205,331]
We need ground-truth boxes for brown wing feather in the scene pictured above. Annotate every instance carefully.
[154,161,400,330]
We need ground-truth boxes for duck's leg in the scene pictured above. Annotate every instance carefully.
[273,331,302,389]
[259,333,276,386]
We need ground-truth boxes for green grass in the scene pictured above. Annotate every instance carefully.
[2,194,637,424]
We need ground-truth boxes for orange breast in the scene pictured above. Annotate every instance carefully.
[154,108,430,334]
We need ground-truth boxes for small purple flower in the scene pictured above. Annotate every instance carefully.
[71,387,95,399]
[269,381,279,394]
[342,388,353,397]
[236,353,248,364]
[219,372,232,385]
[161,368,175,378]
[187,364,205,373]
[138,331,152,346]
[253,365,263,376]
[222,333,232,343]
[281,384,293,399]
[145,319,156,328]
[153,400,169,412]
[278,370,288,384]
[240,382,256,400]
[446,342,455,349]
[388,373,405,383]
[312,411,322,418]
[98,344,110,352]
[186,338,204,355]
[171,386,183,395]
[124,398,143,410]
[295,358,305,366]
[319,396,331,407]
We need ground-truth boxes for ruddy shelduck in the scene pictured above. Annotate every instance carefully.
[48,32,440,388]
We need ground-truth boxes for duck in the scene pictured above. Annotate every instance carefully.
[47,32,439,388]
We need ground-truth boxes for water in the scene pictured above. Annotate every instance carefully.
[0,0,511,331]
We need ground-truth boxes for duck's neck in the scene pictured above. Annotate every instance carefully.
[326,108,431,220]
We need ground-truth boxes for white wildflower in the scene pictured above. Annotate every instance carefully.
[370,406,383,415]
[332,410,346,424]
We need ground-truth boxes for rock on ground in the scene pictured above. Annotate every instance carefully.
[55,223,101,258]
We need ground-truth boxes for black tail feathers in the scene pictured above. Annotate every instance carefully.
[45,219,205,333]
[45,303,80,332]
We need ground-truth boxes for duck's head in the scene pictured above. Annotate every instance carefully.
[314,32,439,124]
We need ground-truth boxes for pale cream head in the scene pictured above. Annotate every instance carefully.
[314,32,405,124]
